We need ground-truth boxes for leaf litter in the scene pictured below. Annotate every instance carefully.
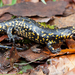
[0,0,75,75]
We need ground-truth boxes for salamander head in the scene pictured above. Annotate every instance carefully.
[70,27,75,40]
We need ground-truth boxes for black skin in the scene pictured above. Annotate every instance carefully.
[0,44,27,53]
[0,17,75,53]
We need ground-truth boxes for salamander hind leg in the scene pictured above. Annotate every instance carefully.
[46,41,61,54]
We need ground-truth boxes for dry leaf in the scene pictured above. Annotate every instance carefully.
[48,54,75,75]
[51,14,75,28]
[0,1,67,17]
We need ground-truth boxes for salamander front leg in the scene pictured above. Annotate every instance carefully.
[46,41,61,54]
[7,26,20,46]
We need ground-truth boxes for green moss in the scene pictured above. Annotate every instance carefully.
[0,0,3,7]
[39,22,55,29]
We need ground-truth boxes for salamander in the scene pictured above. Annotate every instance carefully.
[0,17,75,53]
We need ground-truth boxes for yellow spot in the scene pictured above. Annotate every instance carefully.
[25,29,27,31]
[9,22,11,25]
[24,25,26,28]
[29,22,31,23]
[12,21,14,23]
[3,26,5,29]
[70,35,72,39]
[55,38,57,40]
[73,27,75,29]
[71,29,73,30]
[32,32,35,35]
[38,22,40,24]
[61,32,63,34]
[47,36,49,38]
[48,33,53,35]
[63,35,66,39]
[41,31,44,33]
[42,38,45,41]
[12,25,14,26]
[23,19,24,22]
[35,38,37,40]
[29,28,32,30]
[42,34,46,37]
[28,32,31,35]
[52,48,54,50]
[51,40,53,42]
[32,37,34,38]
[53,41,56,43]
[56,35,58,37]
[67,35,69,38]
[72,30,75,33]
[29,36,31,39]
[40,25,42,27]
[46,39,48,41]
[48,33,51,35]
[49,41,52,44]
[49,45,51,47]
[34,30,36,32]
[6,48,8,49]
[30,25,32,27]
[61,36,62,38]
[40,40,42,43]
[26,25,28,28]
[37,35,39,40]
[59,36,60,38]
[0,25,2,28]
[52,35,54,37]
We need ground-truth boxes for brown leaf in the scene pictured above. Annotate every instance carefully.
[18,46,50,61]
[30,68,46,75]
[0,14,12,22]
[0,35,8,42]
[51,14,75,28]
[64,68,75,75]
[17,0,25,3]
[63,9,75,16]
[0,1,67,17]
[0,47,20,72]
[66,39,75,49]
[47,54,75,75]
[10,47,20,64]
[0,51,10,70]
